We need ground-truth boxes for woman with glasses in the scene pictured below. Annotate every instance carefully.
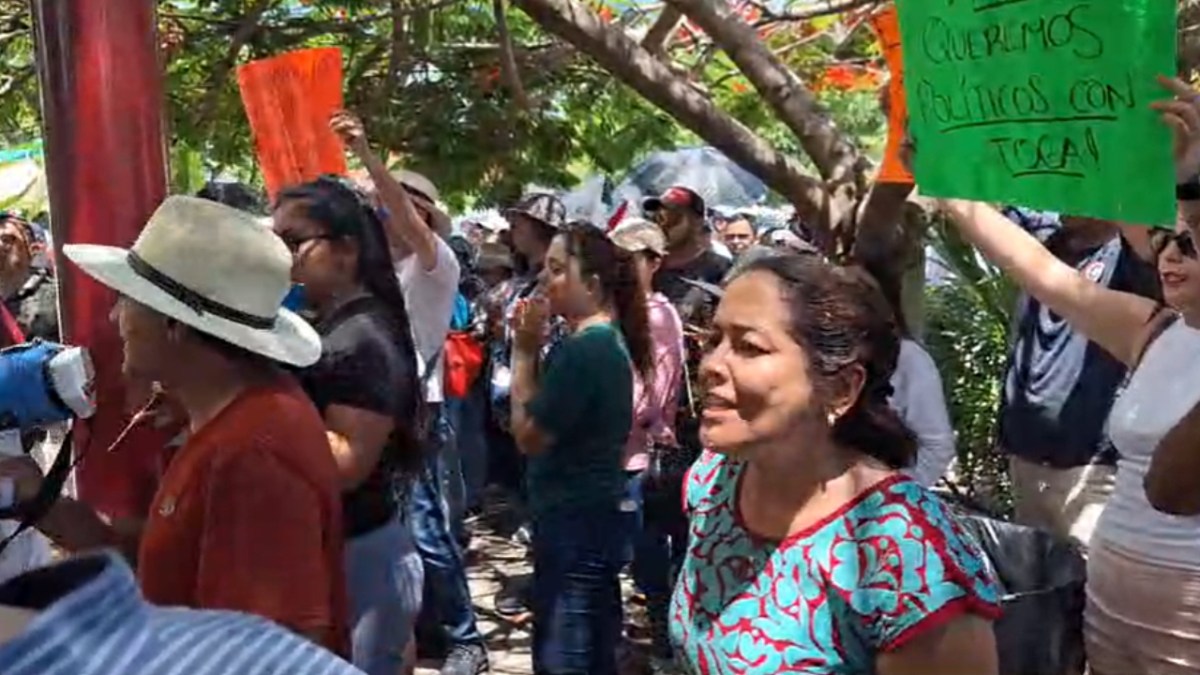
[929,76,1200,675]
[273,177,425,675]
[510,222,653,674]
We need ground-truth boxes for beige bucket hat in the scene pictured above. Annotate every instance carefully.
[608,217,667,256]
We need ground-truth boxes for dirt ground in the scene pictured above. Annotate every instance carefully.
[414,517,534,675]
[415,494,655,675]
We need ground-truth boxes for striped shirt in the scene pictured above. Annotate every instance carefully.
[0,552,363,674]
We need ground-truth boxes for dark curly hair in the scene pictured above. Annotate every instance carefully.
[730,253,916,469]
[196,181,266,215]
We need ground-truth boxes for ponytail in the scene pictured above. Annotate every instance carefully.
[830,364,916,470]
[611,250,653,380]
[276,177,423,474]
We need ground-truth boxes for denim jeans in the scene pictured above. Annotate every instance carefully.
[486,422,525,502]
[623,472,672,600]
[531,505,625,675]
[407,405,483,647]
[624,471,685,655]
[446,380,489,513]
[345,515,424,675]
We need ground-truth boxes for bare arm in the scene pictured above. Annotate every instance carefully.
[938,198,1161,367]
[0,456,139,558]
[877,615,998,675]
[1146,398,1200,515]
[323,404,395,490]
[331,111,438,270]
[37,498,140,559]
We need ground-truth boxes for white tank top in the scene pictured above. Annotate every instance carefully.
[1097,319,1200,568]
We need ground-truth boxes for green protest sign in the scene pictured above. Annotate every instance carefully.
[895,0,1176,225]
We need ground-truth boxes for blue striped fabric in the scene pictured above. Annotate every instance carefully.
[0,552,363,674]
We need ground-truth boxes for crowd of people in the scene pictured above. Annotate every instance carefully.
[1,75,1200,675]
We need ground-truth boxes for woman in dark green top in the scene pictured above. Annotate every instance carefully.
[510,222,653,675]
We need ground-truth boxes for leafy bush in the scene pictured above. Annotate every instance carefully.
[924,215,1017,515]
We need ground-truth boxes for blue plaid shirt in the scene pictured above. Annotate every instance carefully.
[0,552,362,674]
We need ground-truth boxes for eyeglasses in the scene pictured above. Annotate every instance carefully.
[1152,229,1198,259]
[279,233,334,254]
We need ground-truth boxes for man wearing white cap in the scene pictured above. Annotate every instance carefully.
[0,196,349,654]
[332,112,487,675]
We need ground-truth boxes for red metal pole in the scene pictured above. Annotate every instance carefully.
[31,0,170,518]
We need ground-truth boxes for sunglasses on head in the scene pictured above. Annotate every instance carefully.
[1152,229,1198,259]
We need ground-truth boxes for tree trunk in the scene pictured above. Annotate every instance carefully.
[510,0,831,227]
[494,0,532,110]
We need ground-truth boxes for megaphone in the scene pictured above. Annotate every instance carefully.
[0,340,95,457]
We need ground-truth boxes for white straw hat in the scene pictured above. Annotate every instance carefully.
[63,195,322,367]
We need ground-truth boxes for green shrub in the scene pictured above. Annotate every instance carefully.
[924,216,1017,515]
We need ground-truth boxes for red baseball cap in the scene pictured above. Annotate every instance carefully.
[642,185,706,217]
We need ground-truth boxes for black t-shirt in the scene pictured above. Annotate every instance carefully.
[298,295,418,538]
[653,249,731,327]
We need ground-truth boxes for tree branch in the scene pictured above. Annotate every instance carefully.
[510,0,831,228]
[197,0,275,129]
[665,0,864,198]
[0,64,34,98]
[753,0,880,25]
[387,0,407,98]
[641,6,683,55]
[494,0,532,110]
[162,0,469,33]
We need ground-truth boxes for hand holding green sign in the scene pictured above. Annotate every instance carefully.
[895,0,1176,224]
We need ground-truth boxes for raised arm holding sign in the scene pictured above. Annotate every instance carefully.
[895,0,1176,224]
[920,79,1200,372]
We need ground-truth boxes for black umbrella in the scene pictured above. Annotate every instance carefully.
[613,146,768,211]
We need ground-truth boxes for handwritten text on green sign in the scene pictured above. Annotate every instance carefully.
[897,0,1175,224]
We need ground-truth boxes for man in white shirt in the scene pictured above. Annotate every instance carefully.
[333,112,488,675]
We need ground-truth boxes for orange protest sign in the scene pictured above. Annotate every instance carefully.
[237,48,347,200]
[869,7,913,184]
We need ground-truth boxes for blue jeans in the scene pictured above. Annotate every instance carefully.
[407,406,483,647]
[446,381,489,513]
[626,470,688,656]
[623,472,672,600]
[531,505,624,675]
[345,516,424,675]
